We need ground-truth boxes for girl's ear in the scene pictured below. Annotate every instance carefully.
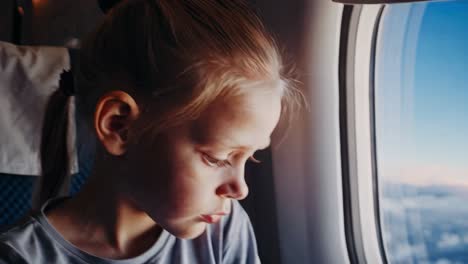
[94,90,140,156]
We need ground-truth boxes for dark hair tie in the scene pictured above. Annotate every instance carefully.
[59,69,75,96]
[98,0,122,14]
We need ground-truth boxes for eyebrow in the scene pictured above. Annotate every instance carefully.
[226,138,271,151]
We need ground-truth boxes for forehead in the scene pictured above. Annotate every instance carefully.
[190,86,282,150]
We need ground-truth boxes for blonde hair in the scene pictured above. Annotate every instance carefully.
[78,0,300,135]
[40,0,302,204]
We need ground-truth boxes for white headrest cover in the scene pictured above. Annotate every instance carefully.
[0,41,78,176]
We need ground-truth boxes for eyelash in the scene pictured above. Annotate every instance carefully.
[249,155,262,164]
[202,154,261,167]
[203,154,230,167]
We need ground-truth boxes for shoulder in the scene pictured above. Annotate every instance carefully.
[0,214,53,263]
[0,243,28,264]
[0,215,38,243]
[221,200,252,238]
[181,200,260,264]
[220,200,261,264]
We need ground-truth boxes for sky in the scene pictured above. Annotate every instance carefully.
[375,3,468,262]
[375,1,468,187]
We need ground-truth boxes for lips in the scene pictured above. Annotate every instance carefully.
[200,212,228,224]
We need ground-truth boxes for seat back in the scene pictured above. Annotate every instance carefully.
[0,44,93,227]
[0,174,36,226]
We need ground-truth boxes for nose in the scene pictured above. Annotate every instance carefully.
[216,168,249,200]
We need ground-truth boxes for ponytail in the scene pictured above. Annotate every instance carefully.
[37,70,74,206]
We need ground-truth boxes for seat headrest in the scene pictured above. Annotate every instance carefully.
[0,41,78,176]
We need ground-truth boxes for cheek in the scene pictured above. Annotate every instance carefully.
[142,147,220,218]
[125,132,224,221]
[165,156,218,211]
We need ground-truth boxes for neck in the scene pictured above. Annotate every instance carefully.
[45,160,161,259]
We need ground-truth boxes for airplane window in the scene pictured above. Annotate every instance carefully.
[375,1,468,263]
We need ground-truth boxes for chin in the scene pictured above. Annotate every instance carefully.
[167,222,207,240]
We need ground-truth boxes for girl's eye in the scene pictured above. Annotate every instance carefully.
[203,154,230,167]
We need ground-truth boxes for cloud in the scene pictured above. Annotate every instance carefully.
[434,259,464,264]
[381,184,468,263]
[463,234,468,244]
[389,243,428,262]
[382,194,468,214]
[382,164,468,188]
[437,233,462,249]
[435,259,452,264]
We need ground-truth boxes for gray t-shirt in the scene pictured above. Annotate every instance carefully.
[0,198,260,264]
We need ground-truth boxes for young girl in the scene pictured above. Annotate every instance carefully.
[0,0,300,263]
